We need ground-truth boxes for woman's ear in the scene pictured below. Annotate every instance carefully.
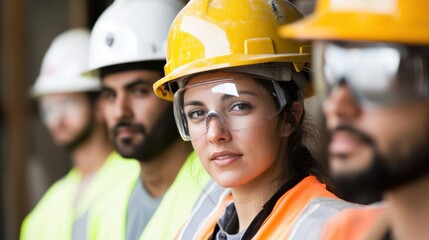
[280,122,293,137]
[280,101,303,137]
[291,101,303,124]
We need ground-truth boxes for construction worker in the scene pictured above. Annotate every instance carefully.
[85,0,211,239]
[153,0,357,239]
[20,29,139,240]
[280,0,429,239]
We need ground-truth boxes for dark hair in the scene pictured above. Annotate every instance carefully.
[86,91,101,105]
[278,78,331,188]
[99,60,166,79]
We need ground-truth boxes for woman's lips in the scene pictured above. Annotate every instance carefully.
[210,151,242,167]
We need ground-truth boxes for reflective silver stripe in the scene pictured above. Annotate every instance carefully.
[177,180,230,240]
[289,198,361,240]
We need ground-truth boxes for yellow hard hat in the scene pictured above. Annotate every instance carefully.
[154,0,311,101]
[279,0,429,45]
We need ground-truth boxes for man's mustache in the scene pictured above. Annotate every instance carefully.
[112,121,146,136]
[329,125,375,146]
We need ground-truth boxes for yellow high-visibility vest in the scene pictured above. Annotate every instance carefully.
[20,152,140,240]
[88,151,211,240]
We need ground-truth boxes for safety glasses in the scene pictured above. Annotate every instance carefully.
[39,95,87,125]
[173,75,287,141]
[313,41,429,107]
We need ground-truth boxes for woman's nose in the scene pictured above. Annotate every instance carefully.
[205,114,231,144]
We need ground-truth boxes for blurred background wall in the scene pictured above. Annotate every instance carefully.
[0,0,315,239]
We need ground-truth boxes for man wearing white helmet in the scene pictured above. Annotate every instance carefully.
[85,0,210,239]
[20,29,139,240]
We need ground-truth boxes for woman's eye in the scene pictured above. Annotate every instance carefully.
[187,109,206,120]
[231,103,253,112]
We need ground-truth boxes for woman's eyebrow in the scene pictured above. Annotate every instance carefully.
[184,100,205,107]
[184,90,257,106]
[221,90,257,101]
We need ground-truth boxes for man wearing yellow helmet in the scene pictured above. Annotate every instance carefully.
[281,0,429,239]
[153,0,357,239]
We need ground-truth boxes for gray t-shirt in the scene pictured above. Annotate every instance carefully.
[215,203,245,240]
[126,179,162,240]
[72,173,95,240]
[72,210,88,240]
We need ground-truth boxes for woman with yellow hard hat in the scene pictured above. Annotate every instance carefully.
[154,0,355,239]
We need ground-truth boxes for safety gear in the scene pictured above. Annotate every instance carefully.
[173,74,287,141]
[176,180,230,240]
[314,42,429,107]
[321,205,386,240]
[39,95,88,125]
[20,152,140,240]
[153,0,311,101]
[86,0,184,76]
[88,151,211,240]
[179,176,357,240]
[31,29,100,97]
[279,0,429,45]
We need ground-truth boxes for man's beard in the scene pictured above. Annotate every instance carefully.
[331,125,429,204]
[111,106,180,162]
[61,115,95,152]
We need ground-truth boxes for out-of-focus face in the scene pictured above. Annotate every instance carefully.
[316,42,429,202]
[324,85,429,201]
[180,71,289,189]
[39,92,93,150]
[100,69,178,161]
[325,85,429,170]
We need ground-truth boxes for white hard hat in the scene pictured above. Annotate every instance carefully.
[31,28,100,98]
[86,0,184,76]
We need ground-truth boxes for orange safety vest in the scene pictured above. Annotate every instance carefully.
[185,176,356,240]
[321,204,387,240]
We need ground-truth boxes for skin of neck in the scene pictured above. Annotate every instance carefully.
[384,175,429,240]
[139,139,190,198]
[72,121,112,179]
[232,138,289,232]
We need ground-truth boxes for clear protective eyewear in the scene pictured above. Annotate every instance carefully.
[39,96,86,125]
[313,41,429,107]
[173,75,287,141]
